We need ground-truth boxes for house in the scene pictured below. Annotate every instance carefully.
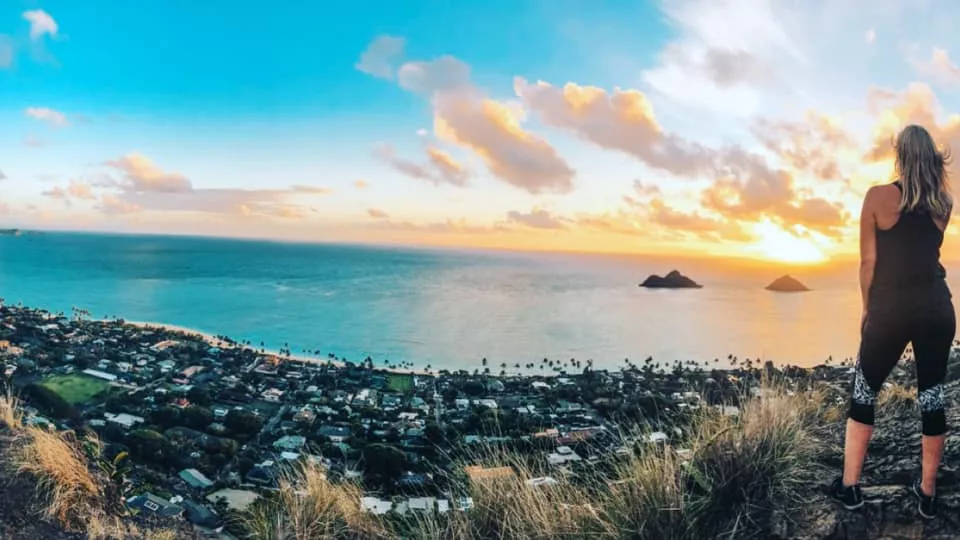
[179,468,215,490]
[547,446,582,466]
[360,496,394,515]
[126,493,184,518]
[105,413,145,429]
[181,500,220,528]
[293,406,316,424]
[262,388,284,402]
[317,425,351,443]
[82,368,117,382]
[273,435,306,451]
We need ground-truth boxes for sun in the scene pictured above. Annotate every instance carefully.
[750,222,827,264]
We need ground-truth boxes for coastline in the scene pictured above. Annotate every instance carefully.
[120,319,435,377]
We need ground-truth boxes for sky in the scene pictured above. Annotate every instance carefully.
[4,0,960,264]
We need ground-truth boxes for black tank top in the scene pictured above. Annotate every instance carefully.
[870,181,947,301]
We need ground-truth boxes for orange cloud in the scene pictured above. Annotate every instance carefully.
[390,54,575,194]
[354,179,369,189]
[506,208,567,230]
[105,153,193,193]
[515,78,716,177]
[368,208,389,219]
[425,146,469,186]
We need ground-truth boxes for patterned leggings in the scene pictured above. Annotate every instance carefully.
[849,291,955,436]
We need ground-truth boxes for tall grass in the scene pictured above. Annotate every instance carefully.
[878,383,915,413]
[243,460,387,540]
[242,384,827,539]
[10,426,105,530]
[0,393,178,539]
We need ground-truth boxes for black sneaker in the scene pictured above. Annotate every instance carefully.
[829,477,864,510]
[913,479,937,519]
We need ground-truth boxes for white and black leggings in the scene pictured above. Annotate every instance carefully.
[849,288,955,436]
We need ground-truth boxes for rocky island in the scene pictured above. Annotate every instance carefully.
[765,275,810,292]
[639,270,702,289]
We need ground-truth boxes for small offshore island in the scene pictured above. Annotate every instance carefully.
[0,301,958,538]
[639,270,702,289]
[765,275,810,293]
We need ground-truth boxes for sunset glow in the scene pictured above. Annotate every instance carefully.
[3,1,960,262]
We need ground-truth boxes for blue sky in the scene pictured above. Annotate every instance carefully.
[3,0,960,261]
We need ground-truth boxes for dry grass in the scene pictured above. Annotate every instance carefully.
[243,460,386,540]
[236,384,829,540]
[0,390,23,430]
[879,383,916,413]
[10,426,105,531]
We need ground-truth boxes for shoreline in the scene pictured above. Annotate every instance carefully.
[119,319,435,377]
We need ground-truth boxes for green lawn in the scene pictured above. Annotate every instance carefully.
[40,374,110,405]
[386,373,414,393]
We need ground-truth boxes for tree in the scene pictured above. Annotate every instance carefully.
[424,422,444,445]
[24,383,77,419]
[182,406,214,430]
[187,386,212,407]
[225,409,262,436]
[363,444,408,483]
[127,429,171,464]
[150,406,180,429]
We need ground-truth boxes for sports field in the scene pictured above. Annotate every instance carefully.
[386,372,414,393]
[40,374,110,405]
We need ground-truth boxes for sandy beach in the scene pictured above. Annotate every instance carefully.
[122,319,434,376]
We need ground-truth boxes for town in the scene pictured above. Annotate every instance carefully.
[0,302,825,537]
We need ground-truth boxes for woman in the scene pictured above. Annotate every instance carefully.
[830,124,954,519]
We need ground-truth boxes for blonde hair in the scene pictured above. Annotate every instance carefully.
[894,124,953,219]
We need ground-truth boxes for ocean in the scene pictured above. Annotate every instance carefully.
[0,232,952,371]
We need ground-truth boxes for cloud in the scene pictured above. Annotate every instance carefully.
[289,184,332,195]
[374,143,470,187]
[22,10,58,41]
[105,153,193,193]
[25,107,68,127]
[425,146,469,186]
[864,83,960,161]
[41,186,67,200]
[355,36,406,79]
[98,194,141,215]
[0,170,6,181]
[913,48,960,85]
[374,144,434,181]
[353,179,369,189]
[640,0,802,117]
[367,208,389,219]
[515,78,716,176]
[387,53,575,194]
[42,180,96,203]
[752,111,856,181]
[0,35,13,68]
[116,188,311,219]
[866,28,876,44]
[506,209,567,230]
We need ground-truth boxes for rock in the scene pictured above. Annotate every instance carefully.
[640,270,702,289]
[766,275,810,292]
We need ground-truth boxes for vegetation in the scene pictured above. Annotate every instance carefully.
[242,384,826,540]
[39,374,110,405]
[385,373,414,393]
[0,392,176,538]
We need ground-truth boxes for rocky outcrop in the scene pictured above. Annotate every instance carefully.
[640,270,702,289]
[766,275,810,292]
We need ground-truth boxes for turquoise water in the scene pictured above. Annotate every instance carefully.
[0,232,911,370]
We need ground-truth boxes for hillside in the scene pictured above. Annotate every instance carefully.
[1,364,958,538]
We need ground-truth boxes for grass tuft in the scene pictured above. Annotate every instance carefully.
[243,460,386,540]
